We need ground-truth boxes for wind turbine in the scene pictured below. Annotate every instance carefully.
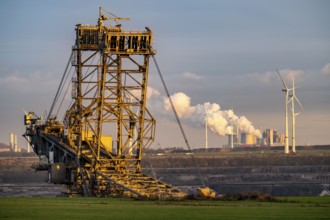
[277,69,292,154]
[288,77,303,153]
[230,117,234,149]
[204,104,208,150]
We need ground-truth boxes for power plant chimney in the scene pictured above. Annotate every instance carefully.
[14,134,18,152]
[10,133,14,150]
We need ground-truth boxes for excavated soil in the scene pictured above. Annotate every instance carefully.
[0,153,67,197]
[1,147,330,197]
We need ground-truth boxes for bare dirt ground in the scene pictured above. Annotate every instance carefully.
[0,183,67,197]
[1,146,329,197]
[0,153,67,197]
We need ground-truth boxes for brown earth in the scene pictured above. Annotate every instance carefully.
[0,153,67,197]
[1,146,330,197]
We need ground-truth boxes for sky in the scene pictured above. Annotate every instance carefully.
[0,0,329,149]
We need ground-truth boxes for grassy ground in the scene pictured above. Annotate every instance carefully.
[0,197,329,220]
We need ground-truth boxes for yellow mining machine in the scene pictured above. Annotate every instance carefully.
[23,8,186,199]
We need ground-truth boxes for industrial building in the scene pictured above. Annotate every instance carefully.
[226,128,284,147]
[6,133,31,153]
[262,129,285,147]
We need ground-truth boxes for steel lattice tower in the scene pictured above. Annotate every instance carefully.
[64,8,156,196]
[24,8,185,199]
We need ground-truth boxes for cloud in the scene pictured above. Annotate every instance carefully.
[321,63,330,76]
[241,69,304,86]
[146,87,160,100]
[164,92,196,118]
[162,92,261,137]
[256,71,274,85]
[131,86,160,100]
[181,71,202,81]
[0,71,58,95]
[0,72,56,84]
[239,71,279,86]
[0,72,30,84]
[279,69,304,82]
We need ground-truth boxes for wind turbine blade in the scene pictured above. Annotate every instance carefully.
[295,96,303,111]
[276,69,288,89]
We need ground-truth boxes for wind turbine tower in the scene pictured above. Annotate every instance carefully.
[289,77,303,153]
[277,70,292,154]
[204,104,208,149]
[230,117,234,149]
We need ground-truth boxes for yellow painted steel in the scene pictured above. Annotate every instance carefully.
[64,8,181,198]
[23,7,186,199]
[101,136,112,152]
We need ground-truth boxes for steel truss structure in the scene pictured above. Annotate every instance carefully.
[24,8,185,199]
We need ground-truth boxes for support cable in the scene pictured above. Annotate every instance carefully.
[149,47,205,187]
[55,66,74,117]
[57,65,73,109]
[47,52,73,120]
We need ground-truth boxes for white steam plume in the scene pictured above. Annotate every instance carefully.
[163,92,261,138]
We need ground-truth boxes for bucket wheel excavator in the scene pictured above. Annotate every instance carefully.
[23,7,186,199]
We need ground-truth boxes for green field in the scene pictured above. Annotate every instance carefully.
[0,197,330,220]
